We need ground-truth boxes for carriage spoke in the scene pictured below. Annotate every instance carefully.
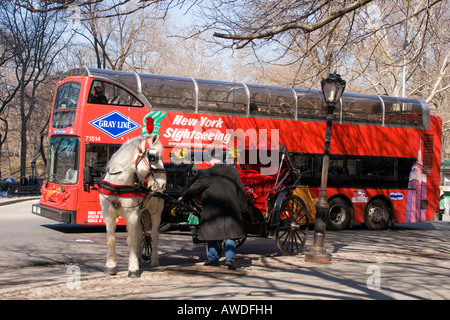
[276,195,309,255]
[294,229,306,244]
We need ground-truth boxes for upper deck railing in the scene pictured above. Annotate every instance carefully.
[64,67,430,130]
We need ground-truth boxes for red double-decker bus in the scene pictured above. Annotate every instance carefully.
[32,67,442,230]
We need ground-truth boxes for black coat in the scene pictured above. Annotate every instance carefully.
[182,164,247,241]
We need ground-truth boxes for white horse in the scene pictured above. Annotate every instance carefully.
[99,134,166,278]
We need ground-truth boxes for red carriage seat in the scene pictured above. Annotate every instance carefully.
[239,167,276,214]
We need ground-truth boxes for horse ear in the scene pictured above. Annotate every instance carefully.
[151,133,158,145]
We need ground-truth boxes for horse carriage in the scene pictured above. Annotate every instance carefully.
[99,127,312,277]
[160,144,312,256]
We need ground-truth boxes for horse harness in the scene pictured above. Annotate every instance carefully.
[98,136,165,209]
[134,135,166,184]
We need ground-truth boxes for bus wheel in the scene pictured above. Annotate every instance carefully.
[327,198,351,230]
[364,199,389,230]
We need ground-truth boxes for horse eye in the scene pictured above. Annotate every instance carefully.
[147,152,157,163]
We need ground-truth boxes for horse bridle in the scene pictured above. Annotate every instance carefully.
[135,136,166,187]
[107,137,163,175]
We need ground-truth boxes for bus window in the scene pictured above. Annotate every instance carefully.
[85,144,120,169]
[52,82,80,128]
[266,86,296,119]
[361,158,395,176]
[359,157,396,187]
[295,89,327,120]
[52,110,76,129]
[328,156,358,187]
[139,74,196,111]
[341,93,382,124]
[87,80,143,107]
[84,144,120,185]
[293,153,316,185]
[398,158,416,187]
[248,85,271,115]
[197,79,247,114]
[54,81,81,110]
[383,96,423,127]
[86,68,139,94]
[48,136,79,184]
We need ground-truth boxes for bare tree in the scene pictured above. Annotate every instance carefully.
[14,0,450,160]
[0,36,19,178]
[14,0,178,18]
[209,0,373,46]
[0,3,72,178]
[74,2,113,69]
[191,0,445,82]
[342,1,448,98]
[71,1,170,71]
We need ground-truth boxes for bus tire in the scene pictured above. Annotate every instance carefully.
[327,198,351,230]
[364,199,389,230]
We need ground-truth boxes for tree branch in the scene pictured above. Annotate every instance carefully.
[213,0,373,41]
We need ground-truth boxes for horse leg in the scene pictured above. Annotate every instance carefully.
[141,210,151,261]
[104,210,118,275]
[150,197,164,267]
[135,212,144,263]
[126,211,141,278]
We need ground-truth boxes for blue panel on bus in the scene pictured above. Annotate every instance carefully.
[89,111,140,139]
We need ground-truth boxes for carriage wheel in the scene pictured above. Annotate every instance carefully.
[276,195,309,255]
[142,232,152,261]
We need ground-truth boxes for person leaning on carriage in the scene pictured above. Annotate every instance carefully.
[179,150,248,270]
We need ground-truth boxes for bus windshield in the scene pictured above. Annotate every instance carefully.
[47,136,79,184]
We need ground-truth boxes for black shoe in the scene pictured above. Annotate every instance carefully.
[225,260,236,270]
[204,259,219,266]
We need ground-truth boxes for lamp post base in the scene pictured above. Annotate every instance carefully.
[304,247,331,264]
[305,200,332,264]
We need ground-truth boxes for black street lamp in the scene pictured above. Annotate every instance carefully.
[305,73,346,264]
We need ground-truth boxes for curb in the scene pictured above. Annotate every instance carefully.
[0,196,40,207]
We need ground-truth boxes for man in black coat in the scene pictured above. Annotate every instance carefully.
[180,151,247,270]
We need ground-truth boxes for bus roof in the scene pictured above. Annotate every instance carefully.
[64,67,430,130]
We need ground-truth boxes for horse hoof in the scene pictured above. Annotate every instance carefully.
[104,267,117,275]
[128,271,140,278]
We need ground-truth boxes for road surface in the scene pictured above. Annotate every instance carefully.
[0,199,449,300]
